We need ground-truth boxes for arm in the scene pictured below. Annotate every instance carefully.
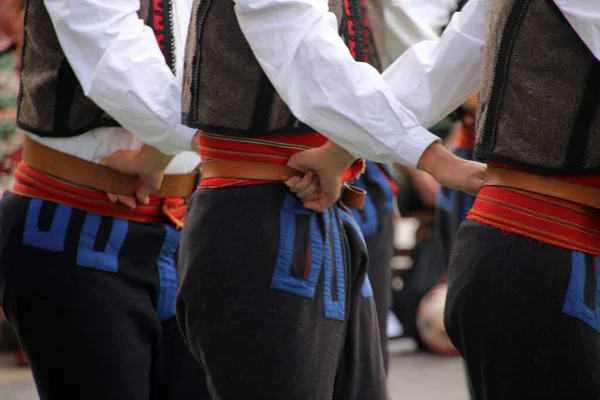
[382,0,487,128]
[44,0,196,155]
[233,0,438,169]
[554,0,600,62]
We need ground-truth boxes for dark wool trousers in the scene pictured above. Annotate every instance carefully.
[350,162,395,372]
[363,217,394,371]
[445,220,600,400]
[0,192,209,400]
[177,184,387,400]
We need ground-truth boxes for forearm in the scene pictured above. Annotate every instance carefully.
[382,0,487,128]
[234,0,439,168]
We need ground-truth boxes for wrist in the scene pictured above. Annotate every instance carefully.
[416,141,460,182]
[324,141,356,171]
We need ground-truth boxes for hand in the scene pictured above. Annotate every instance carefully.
[191,130,202,152]
[101,145,174,207]
[417,142,486,196]
[285,141,355,212]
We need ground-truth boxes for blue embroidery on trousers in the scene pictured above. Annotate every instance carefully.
[563,251,600,333]
[23,199,72,252]
[156,224,180,322]
[77,214,129,273]
[271,194,346,320]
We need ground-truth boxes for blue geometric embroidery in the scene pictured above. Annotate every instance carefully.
[156,224,181,322]
[323,208,346,320]
[271,194,346,321]
[271,195,323,299]
[563,251,600,333]
[77,214,128,273]
[23,199,72,252]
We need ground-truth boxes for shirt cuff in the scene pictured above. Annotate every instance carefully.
[394,126,441,168]
[161,125,198,155]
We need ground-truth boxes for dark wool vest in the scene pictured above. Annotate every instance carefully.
[17,0,175,138]
[181,0,380,137]
[475,0,600,174]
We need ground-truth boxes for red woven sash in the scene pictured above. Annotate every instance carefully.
[12,163,187,228]
[198,132,365,189]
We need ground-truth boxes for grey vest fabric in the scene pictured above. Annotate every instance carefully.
[364,0,388,68]
[181,0,379,137]
[17,0,174,138]
[475,0,600,174]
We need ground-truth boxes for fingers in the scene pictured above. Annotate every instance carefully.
[137,171,164,205]
[285,152,309,173]
[296,178,319,201]
[302,195,332,213]
[107,193,118,203]
[288,171,314,194]
[106,193,137,209]
[284,176,301,188]
[135,186,151,205]
[286,172,323,204]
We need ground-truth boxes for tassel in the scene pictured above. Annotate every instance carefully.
[161,198,187,230]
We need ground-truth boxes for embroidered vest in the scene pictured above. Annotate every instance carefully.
[17,0,176,138]
[475,0,600,174]
[181,0,380,137]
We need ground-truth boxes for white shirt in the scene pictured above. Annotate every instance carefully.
[382,0,600,129]
[383,1,440,62]
[393,0,459,34]
[33,0,199,174]
[234,0,600,167]
[37,0,600,171]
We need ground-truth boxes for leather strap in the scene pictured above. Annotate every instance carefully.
[341,184,367,210]
[201,160,366,209]
[22,136,198,198]
[483,167,600,209]
[201,160,304,181]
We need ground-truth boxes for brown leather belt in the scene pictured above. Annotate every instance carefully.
[201,160,366,209]
[22,136,199,198]
[483,167,600,209]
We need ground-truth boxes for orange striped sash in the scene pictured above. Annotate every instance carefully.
[468,186,600,255]
[12,163,187,228]
[198,132,365,189]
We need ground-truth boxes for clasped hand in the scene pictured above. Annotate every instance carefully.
[285,141,488,212]
[99,138,487,212]
[100,145,174,209]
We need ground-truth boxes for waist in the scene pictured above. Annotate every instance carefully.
[198,132,364,188]
[471,163,600,255]
[487,162,600,189]
[12,163,187,228]
[26,130,200,175]
[21,136,198,199]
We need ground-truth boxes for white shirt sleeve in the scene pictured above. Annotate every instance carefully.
[43,0,197,155]
[394,0,460,33]
[553,0,600,62]
[382,0,487,129]
[233,0,440,168]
